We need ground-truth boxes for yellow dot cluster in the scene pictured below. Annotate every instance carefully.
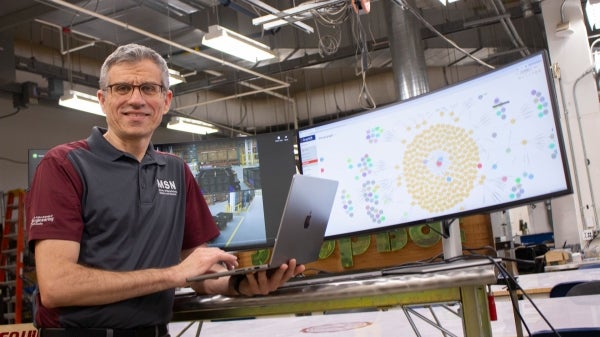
[403,124,480,212]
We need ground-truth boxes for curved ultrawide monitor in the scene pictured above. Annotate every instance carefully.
[156,130,297,251]
[298,51,572,239]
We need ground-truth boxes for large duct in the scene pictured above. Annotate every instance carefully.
[384,0,430,101]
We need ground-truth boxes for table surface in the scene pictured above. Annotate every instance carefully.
[173,262,497,321]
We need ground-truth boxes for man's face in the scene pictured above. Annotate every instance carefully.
[97,59,172,142]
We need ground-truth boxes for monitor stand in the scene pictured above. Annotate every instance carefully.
[441,219,462,259]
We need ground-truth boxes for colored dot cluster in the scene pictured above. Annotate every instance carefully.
[531,89,550,118]
[549,133,559,159]
[494,98,508,120]
[340,189,354,218]
[492,88,559,166]
[506,171,535,199]
[362,180,385,223]
[403,124,480,213]
[348,154,374,180]
[343,150,385,223]
[366,126,383,144]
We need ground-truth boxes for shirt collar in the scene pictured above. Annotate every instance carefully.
[87,126,166,165]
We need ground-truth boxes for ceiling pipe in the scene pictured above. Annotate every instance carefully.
[45,0,290,93]
[385,0,429,101]
[34,19,97,56]
[176,85,288,109]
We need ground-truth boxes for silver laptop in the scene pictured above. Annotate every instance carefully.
[186,174,339,282]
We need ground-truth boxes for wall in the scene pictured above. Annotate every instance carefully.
[539,0,600,252]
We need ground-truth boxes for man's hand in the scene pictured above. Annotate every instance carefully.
[176,246,238,287]
[237,259,305,296]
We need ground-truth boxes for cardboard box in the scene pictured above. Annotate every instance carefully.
[0,323,37,336]
[545,250,569,265]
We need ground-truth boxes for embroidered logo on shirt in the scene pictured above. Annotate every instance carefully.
[30,214,55,226]
[157,179,178,196]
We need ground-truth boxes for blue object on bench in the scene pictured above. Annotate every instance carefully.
[549,281,585,298]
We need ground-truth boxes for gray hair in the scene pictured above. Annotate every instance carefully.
[99,43,170,90]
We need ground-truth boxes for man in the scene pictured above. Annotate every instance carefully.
[26,43,304,337]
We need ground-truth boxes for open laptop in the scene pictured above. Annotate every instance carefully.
[186,174,339,282]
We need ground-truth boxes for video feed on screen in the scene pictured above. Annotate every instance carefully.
[156,130,297,250]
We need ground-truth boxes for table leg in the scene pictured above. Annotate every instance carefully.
[460,285,492,337]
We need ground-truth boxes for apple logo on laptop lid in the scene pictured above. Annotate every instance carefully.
[303,211,312,228]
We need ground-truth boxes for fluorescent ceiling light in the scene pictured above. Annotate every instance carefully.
[438,0,459,4]
[166,116,219,134]
[202,25,276,62]
[587,1,600,31]
[168,68,185,86]
[59,90,104,116]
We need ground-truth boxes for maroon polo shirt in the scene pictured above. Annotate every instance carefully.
[26,126,219,328]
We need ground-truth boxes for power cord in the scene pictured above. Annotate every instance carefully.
[466,253,564,337]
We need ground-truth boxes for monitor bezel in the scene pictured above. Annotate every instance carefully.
[297,50,573,240]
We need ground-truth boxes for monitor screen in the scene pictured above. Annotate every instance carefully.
[155,130,297,251]
[298,51,572,239]
[28,149,48,188]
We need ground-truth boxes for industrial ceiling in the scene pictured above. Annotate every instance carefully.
[0,0,557,135]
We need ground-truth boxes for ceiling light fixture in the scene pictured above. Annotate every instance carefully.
[202,25,276,63]
[245,0,314,33]
[166,116,219,134]
[168,68,186,86]
[59,90,104,116]
[587,1,600,31]
[438,0,459,5]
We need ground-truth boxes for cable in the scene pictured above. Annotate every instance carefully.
[299,249,565,337]
[311,1,349,57]
[392,251,564,337]
[0,157,27,165]
[0,107,21,119]
[468,253,565,337]
[350,10,376,109]
[312,1,349,25]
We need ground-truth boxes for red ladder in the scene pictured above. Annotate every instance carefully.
[1,189,26,324]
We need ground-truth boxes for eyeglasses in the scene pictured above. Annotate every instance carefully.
[105,83,164,97]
